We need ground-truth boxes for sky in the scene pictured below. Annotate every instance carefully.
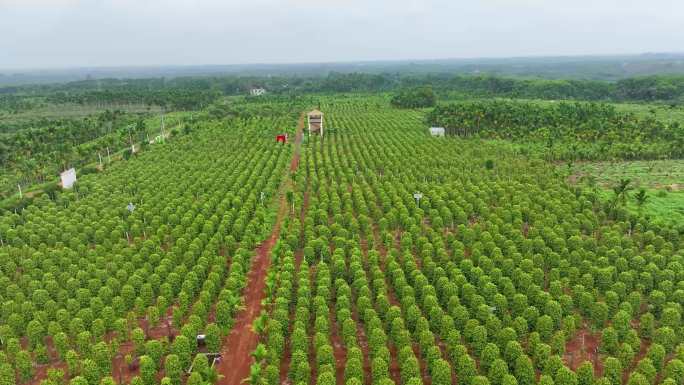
[1,0,682,70]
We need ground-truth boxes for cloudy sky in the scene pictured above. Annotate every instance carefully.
[1,0,682,69]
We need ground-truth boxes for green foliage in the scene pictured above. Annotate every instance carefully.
[391,87,436,109]
[172,336,192,371]
[430,359,451,385]
[0,363,15,385]
[15,350,33,382]
[2,95,683,385]
[576,361,594,385]
[139,355,156,385]
[603,357,622,385]
[205,323,222,353]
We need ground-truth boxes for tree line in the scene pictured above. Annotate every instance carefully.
[2,74,684,113]
[427,100,684,161]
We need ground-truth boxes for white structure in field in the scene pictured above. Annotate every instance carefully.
[250,88,266,96]
[430,127,445,137]
[60,168,77,189]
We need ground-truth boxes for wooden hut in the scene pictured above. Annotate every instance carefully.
[307,109,324,136]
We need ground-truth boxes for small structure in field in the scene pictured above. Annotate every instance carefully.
[307,109,324,136]
[196,334,206,347]
[250,87,266,96]
[60,168,77,189]
[276,134,288,144]
[429,127,445,137]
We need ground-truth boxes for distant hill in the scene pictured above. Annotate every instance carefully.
[1,53,684,86]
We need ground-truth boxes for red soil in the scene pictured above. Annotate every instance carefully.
[290,116,304,172]
[28,305,178,385]
[214,211,282,385]
[351,308,372,385]
[215,188,288,385]
[387,344,403,385]
[411,344,432,385]
[330,302,347,385]
[216,113,304,385]
[624,337,651,383]
[112,341,139,384]
[563,325,603,377]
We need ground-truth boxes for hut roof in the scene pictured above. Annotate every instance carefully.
[307,109,323,116]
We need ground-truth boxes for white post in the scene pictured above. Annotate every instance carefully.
[98,153,103,167]
[17,184,22,199]
[107,147,111,162]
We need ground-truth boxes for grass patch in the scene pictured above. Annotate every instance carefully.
[572,159,684,190]
[571,159,684,228]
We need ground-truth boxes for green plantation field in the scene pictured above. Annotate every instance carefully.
[0,102,299,385]
[263,98,684,385]
[0,95,683,385]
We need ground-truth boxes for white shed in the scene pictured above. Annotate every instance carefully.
[60,168,77,189]
[250,88,266,96]
[429,127,445,137]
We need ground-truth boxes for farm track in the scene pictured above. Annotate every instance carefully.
[217,113,305,385]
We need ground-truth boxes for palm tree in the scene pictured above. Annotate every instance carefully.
[634,189,649,213]
[612,178,633,206]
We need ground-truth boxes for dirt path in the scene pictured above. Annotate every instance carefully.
[216,114,305,385]
[563,322,603,377]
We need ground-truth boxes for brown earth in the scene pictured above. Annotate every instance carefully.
[351,308,372,385]
[563,325,603,377]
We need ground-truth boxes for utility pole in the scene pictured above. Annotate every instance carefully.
[161,111,166,140]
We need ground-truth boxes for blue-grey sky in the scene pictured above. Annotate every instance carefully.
[1,0,682,69]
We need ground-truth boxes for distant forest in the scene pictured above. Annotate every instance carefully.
[2,52,684,86]
[2,73,684,117]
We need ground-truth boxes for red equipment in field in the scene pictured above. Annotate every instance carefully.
[276,134,288,144]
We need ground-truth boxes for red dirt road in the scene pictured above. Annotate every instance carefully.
[215,216,283,385]
[216,114,304,385]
